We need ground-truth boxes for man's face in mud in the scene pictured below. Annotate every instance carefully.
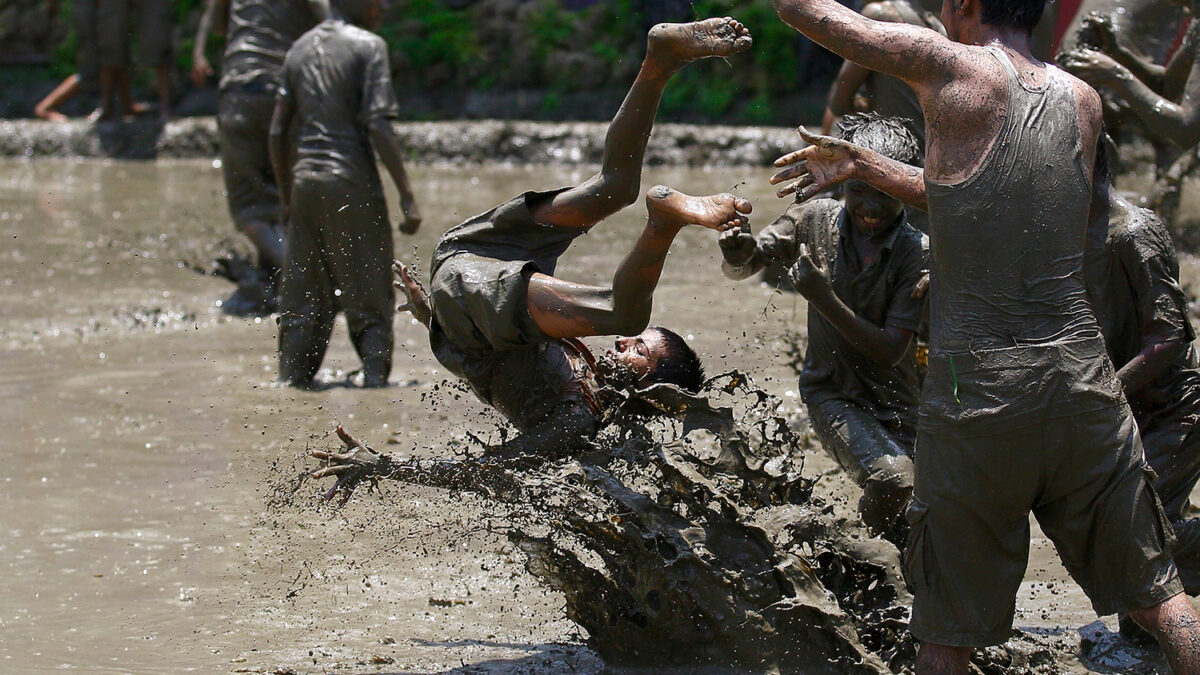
[843,179,904,237]
[599,329,667,388]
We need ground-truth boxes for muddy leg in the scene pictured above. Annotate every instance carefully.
[915,643,971,674]
[1128,593,1200,673]
[531,18,752,228]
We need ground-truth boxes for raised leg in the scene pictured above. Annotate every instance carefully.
[530,18,752,229]
[526,186,751,338]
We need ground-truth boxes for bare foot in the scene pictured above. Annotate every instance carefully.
[645,185,752,232]
[646,17,753,71]
[392,260,432,327]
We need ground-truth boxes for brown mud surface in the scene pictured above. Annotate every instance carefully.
[2,158,1193,673]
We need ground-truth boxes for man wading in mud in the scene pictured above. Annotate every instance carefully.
[720,113,927,545]
[311,18,753,497]
[1085,141,1200,636]
[270,0,422,389]
[770,0,1200,670]
[192,0,329,313]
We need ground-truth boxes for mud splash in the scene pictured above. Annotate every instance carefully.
[282,373,1077,673]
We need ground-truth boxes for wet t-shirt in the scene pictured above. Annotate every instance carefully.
[1086,197,1200,428]
[278,20,400,187]
[751,198,926,425]
[220,0,323,93]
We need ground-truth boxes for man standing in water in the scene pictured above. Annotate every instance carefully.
[313,18,754,500]
[769,0,1200,670]
[720,113,926,544]
[270,0,421,388]
[193,0,329,312]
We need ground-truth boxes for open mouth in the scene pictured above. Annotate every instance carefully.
[859,215,883,227]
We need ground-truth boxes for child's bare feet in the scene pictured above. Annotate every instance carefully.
[393,260,432,327]
[646,17,753,71]
[645,185,752,232]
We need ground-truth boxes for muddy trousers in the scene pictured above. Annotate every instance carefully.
[808,398,915,537]
[278,174,394,385]
[1143,420,1200,593]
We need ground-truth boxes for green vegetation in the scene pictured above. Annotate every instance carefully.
[27,0,834,125]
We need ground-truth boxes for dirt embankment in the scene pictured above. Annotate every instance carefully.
[0,117,801,166]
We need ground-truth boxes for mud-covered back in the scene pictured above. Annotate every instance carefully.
[925,48,1097,353]
[220,0,324,92]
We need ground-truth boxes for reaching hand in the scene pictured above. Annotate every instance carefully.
[1058,48,1126,87]
[309,426,394,505]
[770,127,860,203]
[788,243,832,299]
[718,222,756,267]
[1079,12,1119,54]
[191,57,212,88]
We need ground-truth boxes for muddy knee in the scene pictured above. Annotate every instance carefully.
[858,456,914,534]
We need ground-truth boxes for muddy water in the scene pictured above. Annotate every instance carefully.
[0,157,1185,673]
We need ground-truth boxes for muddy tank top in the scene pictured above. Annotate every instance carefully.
[924,47,1099,354]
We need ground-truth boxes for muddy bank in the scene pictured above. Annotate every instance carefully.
[0,117,798,166]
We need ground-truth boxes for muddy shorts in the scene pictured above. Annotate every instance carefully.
[906,338,1183,647]
[217,88,278,229]
[1142,418,1200,593]
[808,398,915,534]
[430,253,549,356]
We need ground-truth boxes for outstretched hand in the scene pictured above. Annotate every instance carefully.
[1078,12,1119,54]
[1058,48,1125,87]
[309,426,394,505]
[770,127,860,202]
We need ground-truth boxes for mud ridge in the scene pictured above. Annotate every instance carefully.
[1,118,798,166]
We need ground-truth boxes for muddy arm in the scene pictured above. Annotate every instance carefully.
[825,60,872,124]
[771,127,927,211]
[268,98,295,222]
[720,205,806,280]
[368,119,422,234]
[790,243,916,367]
[1117,328,1187,396]
[772,0,955,89]
[190,0,229,87]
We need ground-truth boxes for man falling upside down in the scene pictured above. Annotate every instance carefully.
[312,18,753,496]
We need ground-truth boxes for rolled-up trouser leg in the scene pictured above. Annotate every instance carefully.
[321,181,394,382]
[808,398,915,534]
[1142,421,1200,593]
[278,177,337,385]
